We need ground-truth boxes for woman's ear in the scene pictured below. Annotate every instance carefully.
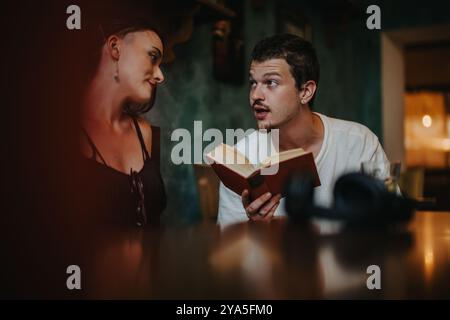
[106,35,121,60]
[299,80,317,105]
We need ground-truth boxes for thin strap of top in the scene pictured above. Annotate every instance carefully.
[132,117,151,162]
[81,127,108,166]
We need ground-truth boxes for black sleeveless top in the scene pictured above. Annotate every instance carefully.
[79,118,166,228]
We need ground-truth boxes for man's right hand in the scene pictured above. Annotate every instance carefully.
[241,190,282,222]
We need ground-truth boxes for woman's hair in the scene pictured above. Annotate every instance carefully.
[84,1,166,116]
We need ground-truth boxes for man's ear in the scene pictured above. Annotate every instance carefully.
[299,80,317,105]
[106,35,121,60]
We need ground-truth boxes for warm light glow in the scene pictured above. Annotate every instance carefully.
[423,214,435,283]
[405,92,447,167]
[442,138,450,152]
[422,114,432,128]
[424,250,434,267]
[447,117,450,138]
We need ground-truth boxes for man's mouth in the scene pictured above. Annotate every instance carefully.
[253,105,270,120]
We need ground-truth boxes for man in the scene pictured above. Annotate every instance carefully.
[217,34,390,228]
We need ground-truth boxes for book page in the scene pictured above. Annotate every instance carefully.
[206,143,257,177]
[259,147,306,168]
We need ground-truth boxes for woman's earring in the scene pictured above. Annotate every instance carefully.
[114,61,120,82]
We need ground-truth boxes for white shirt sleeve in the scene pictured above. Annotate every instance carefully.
[366,137,391,180]
[217,182,248,227]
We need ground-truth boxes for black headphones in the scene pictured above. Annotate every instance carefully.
[284,172,415,227]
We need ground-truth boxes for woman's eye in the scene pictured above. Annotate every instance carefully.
[148,53,158,63]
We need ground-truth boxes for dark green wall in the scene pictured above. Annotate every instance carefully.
[145,0,450,225]
[293,0,383,139]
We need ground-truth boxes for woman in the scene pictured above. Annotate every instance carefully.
[79,17,167,228]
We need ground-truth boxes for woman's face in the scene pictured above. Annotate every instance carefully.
[117,30,164,104]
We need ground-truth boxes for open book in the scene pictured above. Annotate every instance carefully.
[205,143,320,200]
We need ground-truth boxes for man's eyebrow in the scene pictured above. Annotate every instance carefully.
[262,72,281,77]
[249,72,282,77]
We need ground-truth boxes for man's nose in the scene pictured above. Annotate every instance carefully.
[250,84,264,102]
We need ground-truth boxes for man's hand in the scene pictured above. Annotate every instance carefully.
[241,190,282,222]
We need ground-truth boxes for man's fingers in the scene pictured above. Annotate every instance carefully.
[241,189,250,208]
[262,202,279,221]
[249,201,279,222]
[246,192,272,215]
[246,193,281,221]
[258,194,282,216]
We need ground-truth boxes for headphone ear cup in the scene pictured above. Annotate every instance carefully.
[285,172,415,227]
[333,172,387,224]
[284,172,315,223]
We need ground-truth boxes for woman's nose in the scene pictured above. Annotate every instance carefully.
[154,66,164,84]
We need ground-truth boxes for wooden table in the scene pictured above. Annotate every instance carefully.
[66,211,450,299]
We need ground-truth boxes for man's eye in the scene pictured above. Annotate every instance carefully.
[266,80,278,87]
[249,80,257,87]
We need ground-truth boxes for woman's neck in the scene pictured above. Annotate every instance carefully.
[82,73,126,127]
